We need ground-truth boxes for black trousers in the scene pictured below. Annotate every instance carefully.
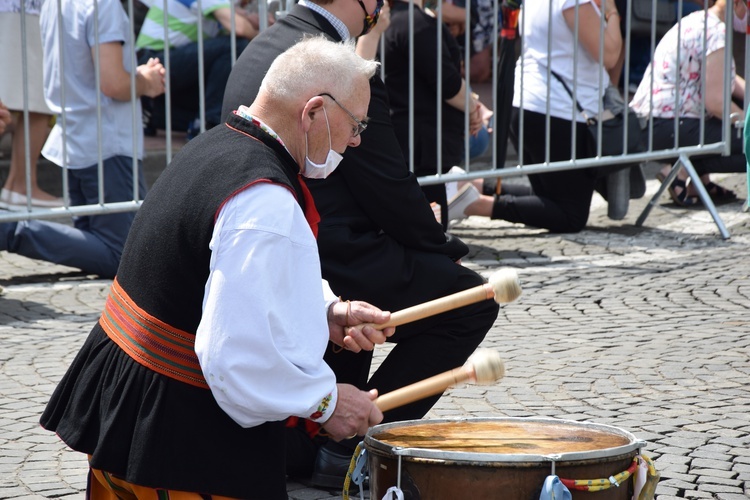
[650,117,746,175]
[497,108,597,233]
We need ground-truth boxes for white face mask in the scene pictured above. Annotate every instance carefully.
[733,3,747,33]
[303,108,343,179]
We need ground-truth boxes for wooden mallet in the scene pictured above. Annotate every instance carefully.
[370,268,522,331]
[375,348,506,412]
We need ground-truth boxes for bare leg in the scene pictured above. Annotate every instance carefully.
[4,112,59,201]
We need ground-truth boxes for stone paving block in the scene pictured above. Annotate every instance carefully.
[691,458,735,471]
[697,483,745,494]
[695,475,742,487]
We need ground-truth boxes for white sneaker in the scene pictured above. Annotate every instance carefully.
[444,166,466,201]
[447,183,480,222]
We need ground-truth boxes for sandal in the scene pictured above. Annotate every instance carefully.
[656,173,699,207]
[703,181,737,204]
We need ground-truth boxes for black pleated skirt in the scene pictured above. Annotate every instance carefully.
[40,324,287,499]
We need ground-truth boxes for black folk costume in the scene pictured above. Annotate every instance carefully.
[40,114,323,499]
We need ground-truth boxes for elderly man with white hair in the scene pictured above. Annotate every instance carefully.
[40,36,393,499]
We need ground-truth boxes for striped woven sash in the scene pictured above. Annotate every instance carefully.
[99,278,209,389]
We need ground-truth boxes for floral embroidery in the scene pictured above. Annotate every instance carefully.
[309,392,333,421]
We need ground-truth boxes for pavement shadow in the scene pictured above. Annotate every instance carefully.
[0,296,60,325]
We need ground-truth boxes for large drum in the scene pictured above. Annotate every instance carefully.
[364,417,646,499]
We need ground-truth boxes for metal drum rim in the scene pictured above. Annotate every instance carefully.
[364,416,646,463]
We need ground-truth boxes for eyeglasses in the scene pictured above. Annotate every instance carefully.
[318,93,368,138]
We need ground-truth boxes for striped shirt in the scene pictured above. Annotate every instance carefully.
[136,0,230,51]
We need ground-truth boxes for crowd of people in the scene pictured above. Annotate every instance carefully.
[0,0,746,496]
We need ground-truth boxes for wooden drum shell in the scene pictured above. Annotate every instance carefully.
[364,417,645,500]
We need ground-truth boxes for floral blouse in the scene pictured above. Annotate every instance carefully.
[630,9,736,120]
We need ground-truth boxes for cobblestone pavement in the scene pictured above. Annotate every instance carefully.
[1,173,749,500]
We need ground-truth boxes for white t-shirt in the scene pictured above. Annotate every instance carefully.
[40,0,144,169]
[512,0,610,122]
[195,182,339,428]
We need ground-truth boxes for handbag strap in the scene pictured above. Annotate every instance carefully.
[549,70,593,124]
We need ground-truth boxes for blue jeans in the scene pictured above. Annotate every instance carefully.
[1,156,147,278]
[140,36,249,130]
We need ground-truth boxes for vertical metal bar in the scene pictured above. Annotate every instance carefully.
[596,0,606,158]
[570,0,580,160]
[196,0,206,134]
[698,0,707,146]
[745,0,750,210]
[93,0,105,205]
[623,0,633,98]
[20,1,32,208]
[490,0,498,169]
[230,0,237,64]
[436,1,444,175]
[518,2,525,167]
[408,0,414,174]
[463,0,471,170]
[544,0,553,165]
[259,0,269,31]
[407,2,418,172]
[127,0,140,201]
[162,1,173,162]
[55,0,70,205]
[722,0,733,156]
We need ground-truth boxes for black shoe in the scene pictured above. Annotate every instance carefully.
[310,443,360,490]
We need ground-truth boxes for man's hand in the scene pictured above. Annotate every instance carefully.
[136,57,166,98]
[321,385,382,440]
[0,100,11,136]
[328,300,395,353]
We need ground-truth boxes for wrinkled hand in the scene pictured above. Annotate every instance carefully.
[328,300,395,353]
[468,100,484,136]
[137,57,166,98]
[0,100,11,136]
[237,10,275,29]
[321,385,382,440]
[478,102,494,132]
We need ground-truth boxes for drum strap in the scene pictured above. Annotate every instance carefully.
[559,457,639,491]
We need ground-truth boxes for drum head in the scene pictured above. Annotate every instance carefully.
[365,417,643,462]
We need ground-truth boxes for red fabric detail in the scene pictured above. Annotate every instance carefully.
[297,176,320,239]
[284,417,322,438]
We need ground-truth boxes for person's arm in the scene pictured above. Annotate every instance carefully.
[0,100,10,135]
[356,1,390,60]
[96,42,165,101]
[195,184,381,434]
[705,49,744,122]
[733,75,746,103]
[562,1,622,70]
[212,6,260,40]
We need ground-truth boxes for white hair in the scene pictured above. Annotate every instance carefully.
[260,36,379,101]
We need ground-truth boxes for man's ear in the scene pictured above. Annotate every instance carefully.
[301,95,326,132]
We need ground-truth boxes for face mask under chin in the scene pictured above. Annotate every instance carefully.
[303,108,344,179]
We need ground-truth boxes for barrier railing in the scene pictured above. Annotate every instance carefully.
[1,0,743,239]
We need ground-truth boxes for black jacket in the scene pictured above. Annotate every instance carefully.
[223,5,471,312]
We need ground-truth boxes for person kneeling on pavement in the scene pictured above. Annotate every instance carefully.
[39,37,392,499]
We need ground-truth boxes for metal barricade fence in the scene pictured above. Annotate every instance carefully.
[1,0,744,239]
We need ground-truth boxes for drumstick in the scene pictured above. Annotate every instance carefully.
[375,348,505,412]
[371,268,521,330]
